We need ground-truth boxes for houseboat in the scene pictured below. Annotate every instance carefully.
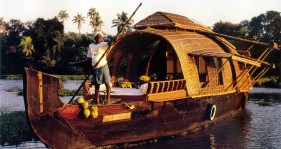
[23,12,276,148]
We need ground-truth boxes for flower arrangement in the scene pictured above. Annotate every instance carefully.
[139,75,150,82]
[120,81,133,88]
[166,75,173,80]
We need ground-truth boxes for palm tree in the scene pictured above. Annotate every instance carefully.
[58,10,69,23]
[89,15,103,31]
[112,11,134,34]
[87,8,99,20]
[72,13,86,34]
[17,36,35,57]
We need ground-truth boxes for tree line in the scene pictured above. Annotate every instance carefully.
[0,9,133,74]
[212,10,280,79]
[0,10,280,79]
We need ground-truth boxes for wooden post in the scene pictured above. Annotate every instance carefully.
[38,72,43,113]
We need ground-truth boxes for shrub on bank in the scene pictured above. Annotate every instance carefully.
[0,75,22,80]
[0,111,36,146]
[255,76,279,88]
[0,75,87,81]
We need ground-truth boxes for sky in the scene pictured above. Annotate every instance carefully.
[1,0,281,35]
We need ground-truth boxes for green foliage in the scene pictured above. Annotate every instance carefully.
[0,75,22,80]
[90,15,103,31]
[58,10,69,22]
[112,11,134,34]
[87,8,103,31]
[213,21,240,36]
[5,87,22,92]
[1,19,27,73]
[1,9,280,84]
[212,11,281,78]
[53,75,89,81]
[255,76,279,88]
[30,17,65,69]
[72,13,86,34]
[258,101,272,106]
[60,89,83,96]
[0,111,35,146]
[17,36,35,56]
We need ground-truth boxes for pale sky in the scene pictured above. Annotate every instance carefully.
[1,0,281,35]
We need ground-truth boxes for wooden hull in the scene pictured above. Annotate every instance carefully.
[23,68,248,148]
[62,94,245,146]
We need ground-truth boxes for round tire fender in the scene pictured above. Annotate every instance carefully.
[206,104,216,120]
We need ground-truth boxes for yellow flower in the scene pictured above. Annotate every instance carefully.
[139,75,150,82]
[120,82,132,88]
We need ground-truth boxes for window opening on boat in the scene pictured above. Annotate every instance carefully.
[214,57,224,85]
[195,56,208,86]
[166,44,183,80]
[195,56,223,87]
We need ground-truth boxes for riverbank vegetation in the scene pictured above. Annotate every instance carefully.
[2,74,279,88]
[0,111,37,146]
[0,10,280,87]
[4,86,82,97]
[0,74,87,80]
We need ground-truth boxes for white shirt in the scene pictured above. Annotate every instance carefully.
[87,42,108,69]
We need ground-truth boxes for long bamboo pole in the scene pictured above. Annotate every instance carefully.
[68,3,142,104]
[194,30,272,47]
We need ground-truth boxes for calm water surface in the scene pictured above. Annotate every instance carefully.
[0,79,280,149]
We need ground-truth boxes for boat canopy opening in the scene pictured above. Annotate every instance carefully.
[108,32,183,86]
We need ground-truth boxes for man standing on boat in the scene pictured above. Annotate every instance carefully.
[87,31,111,105]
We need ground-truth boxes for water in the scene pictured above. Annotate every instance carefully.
[0,79,280,149]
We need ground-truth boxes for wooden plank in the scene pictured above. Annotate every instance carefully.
[38,71,43,113]
[148,90,186,102]
[232,55,261,67]
[102,112,131,122]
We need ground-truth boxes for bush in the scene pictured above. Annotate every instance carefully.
[0,75,22,80]
[255,76,279,88]
[0,111,36,146]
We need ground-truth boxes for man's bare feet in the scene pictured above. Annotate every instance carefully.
[105,99,111,105]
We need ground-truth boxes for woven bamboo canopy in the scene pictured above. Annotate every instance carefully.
[109,28,231,80]
[109,12,235,77]
[109,11,241,60]
[108,11,271,94]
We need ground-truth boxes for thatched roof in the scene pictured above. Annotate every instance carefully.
[134,12,212,32]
